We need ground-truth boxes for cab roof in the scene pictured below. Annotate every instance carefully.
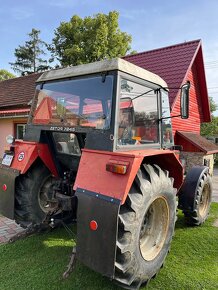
[36,58,167,89]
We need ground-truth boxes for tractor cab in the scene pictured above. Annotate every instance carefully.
[25,59,176,163]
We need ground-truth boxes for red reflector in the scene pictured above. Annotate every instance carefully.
[2,184,7,191]
[90,220,98,231]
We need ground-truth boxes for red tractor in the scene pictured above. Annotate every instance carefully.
[0,59,212,289]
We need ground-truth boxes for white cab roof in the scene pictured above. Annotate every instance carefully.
[36,58,167,88]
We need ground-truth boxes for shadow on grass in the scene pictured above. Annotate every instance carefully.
[0,224,121,290]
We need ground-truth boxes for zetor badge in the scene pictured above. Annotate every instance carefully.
[18,152,25,162]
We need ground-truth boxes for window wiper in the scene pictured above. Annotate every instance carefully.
[131,89,154,101]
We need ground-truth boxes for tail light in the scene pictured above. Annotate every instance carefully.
[106,160,129,175]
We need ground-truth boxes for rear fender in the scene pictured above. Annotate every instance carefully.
[0,140,58,219]
[178,166,209,211]
[74,149,183,205]
[10,140,58,176]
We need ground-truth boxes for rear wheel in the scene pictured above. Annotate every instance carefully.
[114,164,176,289]
[15,162,59,228]
[183,171,212,226]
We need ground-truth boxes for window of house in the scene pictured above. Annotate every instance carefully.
[16,124,26,139]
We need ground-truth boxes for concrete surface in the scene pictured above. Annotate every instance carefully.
[0,168,218,245]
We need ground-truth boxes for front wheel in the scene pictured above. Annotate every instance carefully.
[114,164,176,289]
[15,162,59,228]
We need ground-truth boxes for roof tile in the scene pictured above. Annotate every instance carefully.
[0,73,41,108]
[124,39,201,106]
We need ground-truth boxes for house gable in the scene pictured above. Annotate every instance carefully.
[123,39,210,130]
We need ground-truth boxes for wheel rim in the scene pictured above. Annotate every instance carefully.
[38,176,58,213]
[139,197,169,261]
[199,183,210,218]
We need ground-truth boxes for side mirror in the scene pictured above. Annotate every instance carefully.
[180,81,190,119]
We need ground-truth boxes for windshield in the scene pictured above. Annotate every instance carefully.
[32,75,113,129]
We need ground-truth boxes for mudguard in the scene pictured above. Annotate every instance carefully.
[178,166,209,211]
[76,188,120,278]
[0,165,19,219]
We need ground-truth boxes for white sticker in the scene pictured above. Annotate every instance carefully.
[18,152,25,162]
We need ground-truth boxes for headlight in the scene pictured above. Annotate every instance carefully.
[6,135,15,144]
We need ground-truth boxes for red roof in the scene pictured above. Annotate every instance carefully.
[124,39,210,121]
[0,73,41,108]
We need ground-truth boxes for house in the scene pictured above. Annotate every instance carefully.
[124,39,218,173]
[0,73,41,155]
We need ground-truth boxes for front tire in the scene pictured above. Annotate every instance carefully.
[114,164,176,289]
[15,162,58,228]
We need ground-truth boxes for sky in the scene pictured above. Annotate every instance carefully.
[1,0,218,115]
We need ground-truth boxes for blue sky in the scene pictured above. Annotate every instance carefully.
[1,0,218,113]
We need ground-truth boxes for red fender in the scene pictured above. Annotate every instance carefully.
[73,148,183,204]
[10,140,58,176]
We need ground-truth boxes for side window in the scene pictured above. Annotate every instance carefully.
[15,124,26,139]
[52,132,81,155]
[118,79,158,146]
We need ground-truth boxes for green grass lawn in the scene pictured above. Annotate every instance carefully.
[0,204,218,290]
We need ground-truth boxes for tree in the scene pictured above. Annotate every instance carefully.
[0,69,15,81]
[10,29,50,75]
[201,97,218,136]
[50,11,132,66]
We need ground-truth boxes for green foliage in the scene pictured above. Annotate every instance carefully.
[0,203,218,290]
[10,29,50,75]
[0,69,15,81]
[50,11,132,66]
[201,97,218,136]
[209,97,218,113]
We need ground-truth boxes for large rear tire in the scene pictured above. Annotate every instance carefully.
[15,162,58,228]
[183,171,212,226]
[114,164,176,289]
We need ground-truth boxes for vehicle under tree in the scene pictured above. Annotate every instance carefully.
[0,58,212,289]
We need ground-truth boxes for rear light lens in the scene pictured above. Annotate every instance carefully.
[106,161,129,174]
[2,184,7,191]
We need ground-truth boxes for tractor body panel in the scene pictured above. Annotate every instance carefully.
[7,140,58,176]
[74,148,183,204]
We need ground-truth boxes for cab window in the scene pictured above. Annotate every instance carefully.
[117,79,159,146]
